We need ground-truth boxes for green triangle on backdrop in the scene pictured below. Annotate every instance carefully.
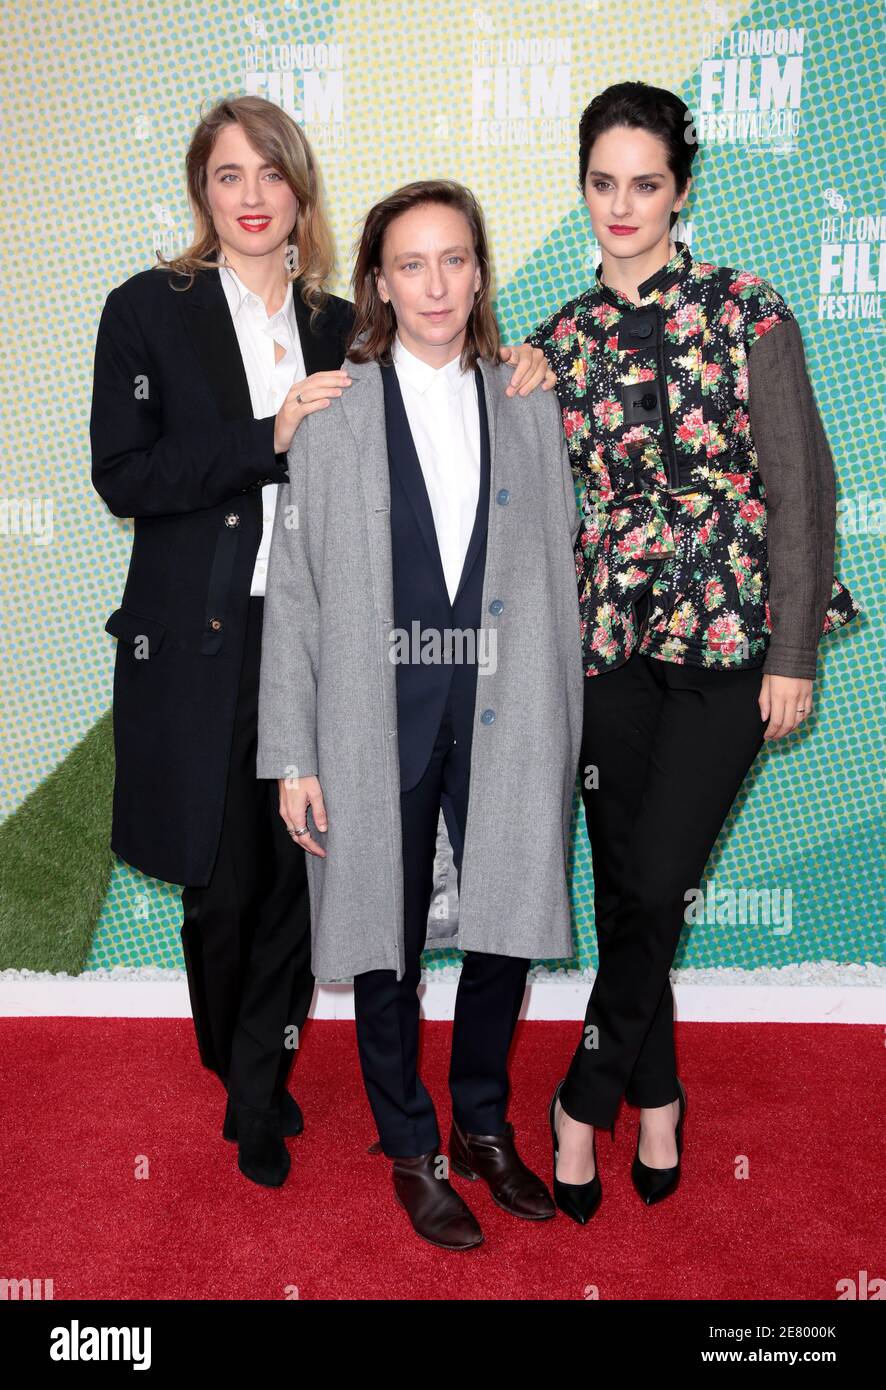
[0,711,115,973]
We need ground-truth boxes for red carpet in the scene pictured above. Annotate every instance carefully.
[1,1018,882,1300]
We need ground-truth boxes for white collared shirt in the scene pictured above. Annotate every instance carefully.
[217,254,308,596]
[391,333,481,604]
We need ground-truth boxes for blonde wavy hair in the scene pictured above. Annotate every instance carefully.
[155,94,335,321]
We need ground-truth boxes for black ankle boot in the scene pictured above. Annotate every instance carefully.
[223,1090,304,1141]
[233,1102,291,1187]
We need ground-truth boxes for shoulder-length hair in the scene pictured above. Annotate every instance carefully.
[346,180,501,371]
[154,94,335,323]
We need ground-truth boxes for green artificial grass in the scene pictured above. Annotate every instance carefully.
[0,711,115,972]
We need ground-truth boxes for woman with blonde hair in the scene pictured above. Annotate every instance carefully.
[90,95,550,1190]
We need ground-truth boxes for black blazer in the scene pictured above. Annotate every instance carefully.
[90,263,354,886]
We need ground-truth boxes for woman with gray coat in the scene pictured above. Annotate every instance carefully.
[257,180,584,1250]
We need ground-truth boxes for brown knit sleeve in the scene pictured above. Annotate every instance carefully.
[747,316,837,680]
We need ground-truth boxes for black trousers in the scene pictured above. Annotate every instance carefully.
[353,698,530,1158]
[560,598,767,1129]
[180,596,315,1113]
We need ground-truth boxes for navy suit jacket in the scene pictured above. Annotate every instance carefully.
[380,360,491,792]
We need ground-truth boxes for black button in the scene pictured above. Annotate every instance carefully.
[629,320,653,339]
[640,393,657,410]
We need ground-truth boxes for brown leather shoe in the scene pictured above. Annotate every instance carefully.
[391,1150,484,1250]
[449,1119,556,1220]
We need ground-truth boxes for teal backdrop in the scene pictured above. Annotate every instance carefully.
[0,0,882,976]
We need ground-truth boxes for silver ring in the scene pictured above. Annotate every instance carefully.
[296,392,303,403]
[290,825,308,836]
[796,708,807,715]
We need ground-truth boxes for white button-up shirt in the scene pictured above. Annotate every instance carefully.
[217,254,308,596]
[391,333,481,604]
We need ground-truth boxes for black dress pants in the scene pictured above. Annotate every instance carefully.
[559,594,767,1129]
[180,596,315,1113]
[353,700,530,1158]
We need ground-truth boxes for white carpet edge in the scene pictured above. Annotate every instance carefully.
[1,963,884,1022]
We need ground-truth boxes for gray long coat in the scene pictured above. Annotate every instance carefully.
[256,353,584,982]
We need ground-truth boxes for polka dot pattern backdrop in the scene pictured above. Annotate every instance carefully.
[0,1,881,974]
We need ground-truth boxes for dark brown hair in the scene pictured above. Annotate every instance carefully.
[578,81,697,231]
[346,179,501,370]
[154,94,335,323]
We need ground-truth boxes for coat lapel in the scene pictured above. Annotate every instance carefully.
[177,264,338,419]
[339,357,395,621]
[476,355,499,481]
[451,366,491,607]
[291,282,335,377]
[339,356,390,503]
[176,265,254,424]
[340,353,502,616]
[379,360,449,593]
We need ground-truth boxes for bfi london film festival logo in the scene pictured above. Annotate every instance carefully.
[818,189,885,325]
[243,14,345,151]
[696,21,805,150]
[470,11,571,149]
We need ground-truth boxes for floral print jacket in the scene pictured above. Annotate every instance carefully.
[527,239,860,677]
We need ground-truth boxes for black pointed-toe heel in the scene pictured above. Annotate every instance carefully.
[631,1077,686,1206]
[548,1080,602,1225]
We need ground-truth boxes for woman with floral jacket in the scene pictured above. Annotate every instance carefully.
[527,81,860,1223]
